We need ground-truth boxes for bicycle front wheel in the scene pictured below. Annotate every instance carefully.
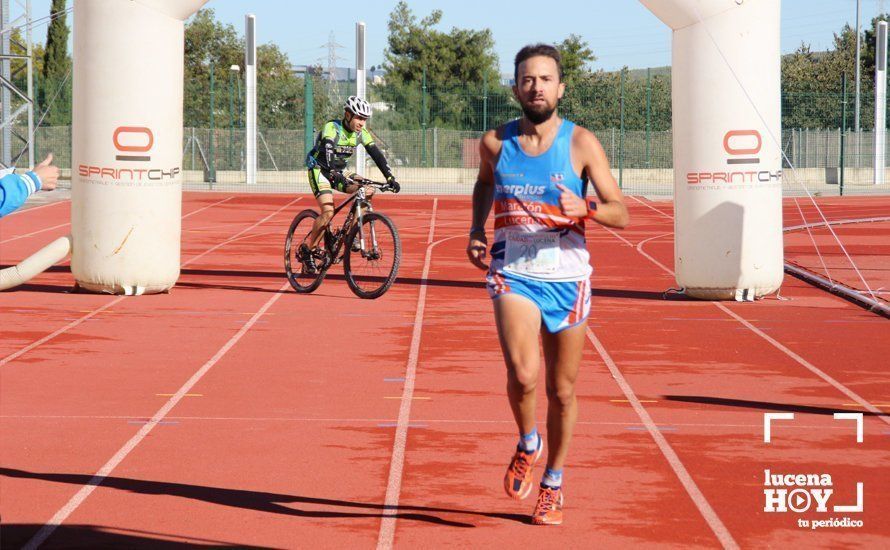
[284,209,327,293]
[344,212,401,299]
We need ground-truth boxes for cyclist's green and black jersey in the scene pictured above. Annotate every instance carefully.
[306,119,393,195]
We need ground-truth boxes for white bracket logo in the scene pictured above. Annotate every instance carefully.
[762,412,865,515]
[763,412,863,443]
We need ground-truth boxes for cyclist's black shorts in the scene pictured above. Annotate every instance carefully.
[307,168,349,197]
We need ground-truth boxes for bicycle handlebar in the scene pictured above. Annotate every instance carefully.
[344,177,397,193]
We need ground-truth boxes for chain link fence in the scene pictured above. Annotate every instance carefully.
[15,75,890,197]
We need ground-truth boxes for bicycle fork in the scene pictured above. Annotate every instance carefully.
[353,194,379,259]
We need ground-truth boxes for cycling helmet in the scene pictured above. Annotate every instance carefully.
[344,95,372,119]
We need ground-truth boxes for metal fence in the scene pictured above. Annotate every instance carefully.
[21,124,889,197]
[14,75,890,196]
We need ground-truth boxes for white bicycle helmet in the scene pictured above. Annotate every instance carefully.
[344,95,373,118]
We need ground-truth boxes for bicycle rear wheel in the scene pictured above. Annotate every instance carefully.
[284,209,328,293]
[344,212,401,299]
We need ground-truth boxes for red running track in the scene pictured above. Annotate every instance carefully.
[1,193,888,548]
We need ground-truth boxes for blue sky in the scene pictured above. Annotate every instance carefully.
[19,1,889,74]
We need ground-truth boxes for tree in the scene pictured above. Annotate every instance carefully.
[779,15,890,129]
[557,34,596,86]
[781,44,833,128]
[256,43,303,129]
[6,28,43,100]
[184,9,307,130]
[41,0,71,125]
[184,9,244,128]
[377,2,502,130]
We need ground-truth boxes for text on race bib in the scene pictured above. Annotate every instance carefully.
[504,231,559,275]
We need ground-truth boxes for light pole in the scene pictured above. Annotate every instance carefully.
[853,0,862,133]
[207,58,216,183]
[229,64,240,169]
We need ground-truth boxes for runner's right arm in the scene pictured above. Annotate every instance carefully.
[467,129,500,270]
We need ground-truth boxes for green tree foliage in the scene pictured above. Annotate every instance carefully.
[561,68,671,132]
[782,15,890,129]
[41,0,71,125]
[184,9,309,129]
[376,1,505,130]
[6,28,43,100]
[557,34,596,86]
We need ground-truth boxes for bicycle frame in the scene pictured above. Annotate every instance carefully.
[322,184,383,265]
[286,178,399,298]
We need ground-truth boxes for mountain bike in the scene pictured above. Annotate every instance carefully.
[284,179,401,299]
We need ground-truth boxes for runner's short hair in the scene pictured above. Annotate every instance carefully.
[514,44,563,82]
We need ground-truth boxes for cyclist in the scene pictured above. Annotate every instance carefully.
[301,96,400,272]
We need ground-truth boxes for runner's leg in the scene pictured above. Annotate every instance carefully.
[540,320,586,471]
[494,294,543,437]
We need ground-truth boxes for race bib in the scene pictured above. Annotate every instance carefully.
[504,232,559,275]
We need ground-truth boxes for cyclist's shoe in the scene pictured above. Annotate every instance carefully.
[299,244,317,274]
[504,435,543,500]
[531,485,563,525]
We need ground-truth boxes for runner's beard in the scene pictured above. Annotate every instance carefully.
[521,100,557,124]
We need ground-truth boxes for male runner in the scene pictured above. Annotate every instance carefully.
[467,44,629,525]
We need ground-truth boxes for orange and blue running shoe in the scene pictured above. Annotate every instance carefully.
[503,437,543,500]
[531,485,564,525]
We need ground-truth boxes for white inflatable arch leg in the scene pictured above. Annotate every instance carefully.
[639,0,784,300]
[71,0,207,294]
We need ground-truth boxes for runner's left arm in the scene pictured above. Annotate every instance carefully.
[559,128,629,229]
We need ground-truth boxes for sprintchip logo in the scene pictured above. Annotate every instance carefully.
[686,128,780,186]
[78,125,180,182]
[113,126,154,162]
[723,129,762,165]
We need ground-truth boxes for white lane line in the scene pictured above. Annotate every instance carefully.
[181,198,300,268]
[22,281,291,550]
[625,213,890,427]
[0,196,277,367]
[630,195,673,219]
[376,198,439,550]
[0,297,126,367]
[600,225,636,248]
[1,414,868,431]
[181,196,235,220]
[0,196,230,244]
[3,198,69,218]
[635,233,675,276]
[713,303,890,427]
[586,328,739,550]
[1,222,69,244]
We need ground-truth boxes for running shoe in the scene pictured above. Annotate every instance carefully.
[503,435,542,500]
[531,485,563,525]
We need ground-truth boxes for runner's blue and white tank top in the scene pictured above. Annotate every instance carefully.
[490,119,591,282]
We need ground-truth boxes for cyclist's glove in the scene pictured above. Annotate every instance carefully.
[386,176,401,194]
[329,170,348,187]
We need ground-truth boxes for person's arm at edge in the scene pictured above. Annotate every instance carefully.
[0,171,42,218]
